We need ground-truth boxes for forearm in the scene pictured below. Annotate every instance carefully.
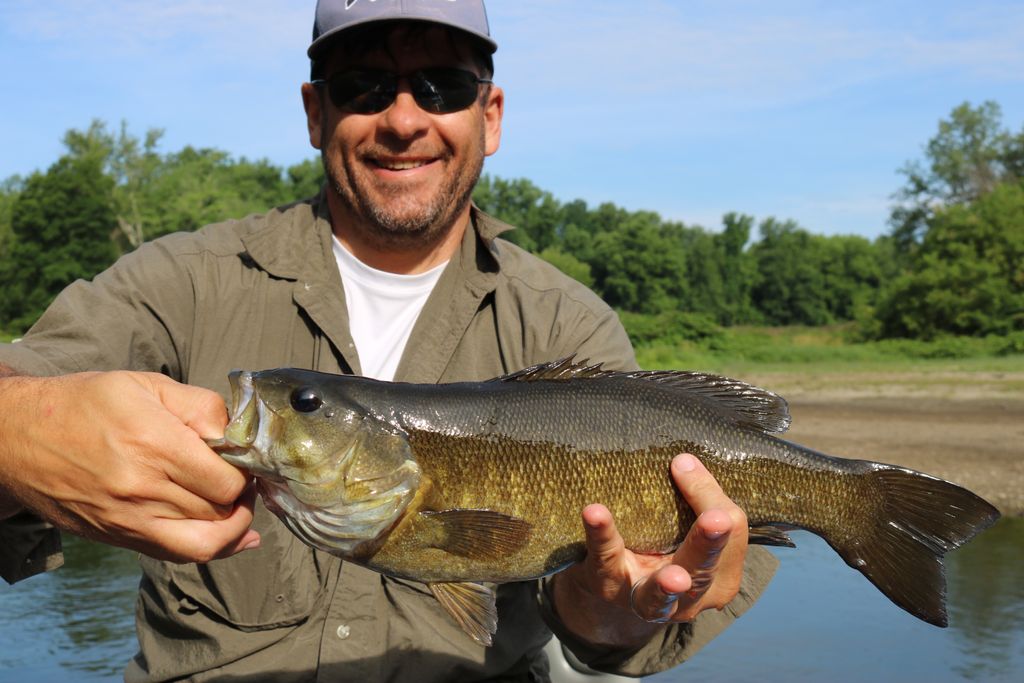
[0,364,30,520]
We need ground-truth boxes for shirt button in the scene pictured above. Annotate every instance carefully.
[336,624,351,640]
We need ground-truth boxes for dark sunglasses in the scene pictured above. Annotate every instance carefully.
[312,67,492,115]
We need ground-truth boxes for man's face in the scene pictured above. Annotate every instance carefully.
[303,25,503,252]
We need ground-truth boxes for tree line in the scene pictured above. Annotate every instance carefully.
[1,102,1022,342]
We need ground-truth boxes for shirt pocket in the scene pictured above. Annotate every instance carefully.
[157,503,324,630]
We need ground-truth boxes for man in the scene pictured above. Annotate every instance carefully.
[0,1,777,680]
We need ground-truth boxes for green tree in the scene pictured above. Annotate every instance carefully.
[874,180,1024,338]
[61,120,164,251]
[135,147,293,238]
[817,234,892,322]
[546,200,632,269]
[0,178,21,332]
[537,247,594,288]
[678,229,727,319]
[749,218,832,325]
[58,120,320,250]
[0,155,118,332]
[286,158,326,200]
[891,101,1023,252]
[0,176,21,257]
[717,212,759,324]
[472,175,562,252]
[557,199,600,264]
[679,213,757,325]
[589,212,688,313]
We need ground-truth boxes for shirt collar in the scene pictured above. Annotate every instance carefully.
[240,186,514,287]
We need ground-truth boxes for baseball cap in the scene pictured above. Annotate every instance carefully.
[308,0,497,59]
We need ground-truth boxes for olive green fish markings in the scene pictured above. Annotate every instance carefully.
[211,357,1000,646]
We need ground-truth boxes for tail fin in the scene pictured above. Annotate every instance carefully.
[830,465,1000,627]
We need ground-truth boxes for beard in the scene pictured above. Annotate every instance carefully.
[322,129,486,252]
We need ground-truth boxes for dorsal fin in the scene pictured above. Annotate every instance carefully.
[628,368,792,433]
[493,356,791,434]
[492,355,609,382]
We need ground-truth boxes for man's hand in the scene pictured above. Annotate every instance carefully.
[0,371,260,562]
[551,453,748,647]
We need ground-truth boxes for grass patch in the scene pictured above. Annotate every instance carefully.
[629,322,1024,376]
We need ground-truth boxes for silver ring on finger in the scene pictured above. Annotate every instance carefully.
[629,577,675,624]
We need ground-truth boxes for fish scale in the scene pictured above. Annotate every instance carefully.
[213,357,1001,646]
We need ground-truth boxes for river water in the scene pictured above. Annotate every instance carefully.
[1,519,1021,682]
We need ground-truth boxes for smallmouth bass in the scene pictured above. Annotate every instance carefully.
[211,357,1000,646]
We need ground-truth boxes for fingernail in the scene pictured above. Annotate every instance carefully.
[658,584,681,602]
[241,533,261,551]
[703,528,727,540]
[674,453,697,473]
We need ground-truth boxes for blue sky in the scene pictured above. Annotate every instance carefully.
[1,0,1022,239]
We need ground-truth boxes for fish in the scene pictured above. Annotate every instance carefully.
[210,357,1001,646]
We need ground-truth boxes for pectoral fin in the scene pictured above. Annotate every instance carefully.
[420,509,532,559]
[428,581,498,646]
[748,524,797,548]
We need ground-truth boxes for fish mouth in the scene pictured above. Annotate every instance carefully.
[206,370,260,469]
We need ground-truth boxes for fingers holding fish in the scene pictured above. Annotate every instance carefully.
[555,492,735,642]
[618,455,745,624]
[0,371,259,562]
[549,504,672,646]
[579,503,629,598]
[143,481,261,563]
[627,564,689,623]
[140,473,242,522]
[141,372,251,510]
[100,374,259,559]
[625,513,736,623]
[145,370,231,446]
[667,453,748,617]
[82,373,249,523]
[576,504,675,601]
[158,436,250,515]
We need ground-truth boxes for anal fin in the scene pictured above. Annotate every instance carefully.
[749,524,797,548]
[429,581,497,646]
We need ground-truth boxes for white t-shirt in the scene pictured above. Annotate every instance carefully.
[332,236,447,381]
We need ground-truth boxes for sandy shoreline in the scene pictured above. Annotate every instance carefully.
[735,370,1024,517]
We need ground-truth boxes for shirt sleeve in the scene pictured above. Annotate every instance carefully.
[0,238,197,378]
[0,511,63,584]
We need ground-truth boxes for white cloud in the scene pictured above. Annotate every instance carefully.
[1,0,309,61]
[492,0,1024,110]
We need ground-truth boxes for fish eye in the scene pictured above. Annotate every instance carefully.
[289,387,323,413]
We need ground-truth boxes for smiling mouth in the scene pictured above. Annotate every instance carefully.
[371,158,434,171]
